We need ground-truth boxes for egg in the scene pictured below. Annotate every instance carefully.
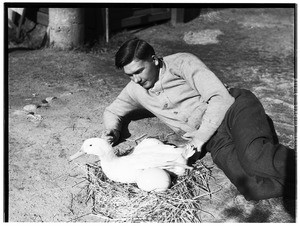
[136,168,171,192]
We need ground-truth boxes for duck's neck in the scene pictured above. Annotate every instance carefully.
[99,144,118,161]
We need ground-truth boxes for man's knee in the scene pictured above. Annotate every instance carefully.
[239,148,262,176]
[235,176,283,201]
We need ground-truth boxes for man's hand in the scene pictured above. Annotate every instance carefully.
[182,131,204,152]
[101,129,120,145]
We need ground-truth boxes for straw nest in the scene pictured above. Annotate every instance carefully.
[74,155,221,223]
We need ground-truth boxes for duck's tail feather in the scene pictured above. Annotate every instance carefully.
[181,144,196,159]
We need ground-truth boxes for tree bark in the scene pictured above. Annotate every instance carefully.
[48,8,84,49]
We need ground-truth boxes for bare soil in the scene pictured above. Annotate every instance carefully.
[8,8,295,222]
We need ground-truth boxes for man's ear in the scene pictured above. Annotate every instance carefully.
[152,55,159,66]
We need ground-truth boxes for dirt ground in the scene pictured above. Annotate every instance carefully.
[7,8,295,222]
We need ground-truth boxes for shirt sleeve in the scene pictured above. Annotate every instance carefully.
[178,53,235,142]
[103,82,142,132]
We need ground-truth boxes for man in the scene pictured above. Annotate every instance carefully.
[102,38,295,201]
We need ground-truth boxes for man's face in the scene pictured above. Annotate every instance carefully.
[123,58,159,90]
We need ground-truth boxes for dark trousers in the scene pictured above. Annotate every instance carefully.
[205,88,296,200]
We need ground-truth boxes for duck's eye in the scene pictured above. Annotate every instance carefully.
[89,144,92,146]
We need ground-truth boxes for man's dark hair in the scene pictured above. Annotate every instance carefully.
[115,38,155,69]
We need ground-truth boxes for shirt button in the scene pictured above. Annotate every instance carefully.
[163,103,168,108]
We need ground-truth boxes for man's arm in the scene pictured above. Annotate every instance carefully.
[179,53,235,150]
[102,109,122,144]
[102,83,142,144]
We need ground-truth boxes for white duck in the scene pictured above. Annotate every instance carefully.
[69,137,195,184]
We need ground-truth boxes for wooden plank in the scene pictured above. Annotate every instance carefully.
[39,8,48,14]
[109,8,131,17]
[171,8,184,26]
[109,8,169,19]
[8,8,17,28]
[9,8,24,15]
[110,11,171,30]
[132,8,168,16]
[16,8,26,38]
[96,8,106,40]
[37,11,48,26]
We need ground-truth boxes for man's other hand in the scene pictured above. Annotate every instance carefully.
[101,129,120,145]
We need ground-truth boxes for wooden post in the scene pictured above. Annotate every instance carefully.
[105,8,109,43]
[171,8,185,26]
[48,8,85,49]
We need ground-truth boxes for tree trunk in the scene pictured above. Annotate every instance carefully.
[48,8,84,49]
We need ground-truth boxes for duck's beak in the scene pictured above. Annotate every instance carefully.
[69,149,86,162]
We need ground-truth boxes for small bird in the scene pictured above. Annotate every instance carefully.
[69,137,195,185]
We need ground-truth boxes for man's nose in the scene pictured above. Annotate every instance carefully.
[132,74,141,83]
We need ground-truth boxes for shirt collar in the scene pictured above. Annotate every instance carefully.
[149,59,165,93]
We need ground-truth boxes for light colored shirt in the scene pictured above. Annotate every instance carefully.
[104,53,235,143]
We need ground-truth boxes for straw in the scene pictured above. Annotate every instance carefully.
[74,159,220,223]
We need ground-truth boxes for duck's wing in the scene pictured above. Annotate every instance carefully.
[132,143,179,155]
[122,146,189,170]
[133,138,166,152]
[132,144,195,160]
